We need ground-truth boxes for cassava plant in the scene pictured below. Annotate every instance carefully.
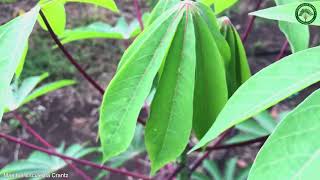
[2,0,320,179]
[99,0,251,174]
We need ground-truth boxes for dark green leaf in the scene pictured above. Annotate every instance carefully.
[192,12,228,139]
[145,10,196,174]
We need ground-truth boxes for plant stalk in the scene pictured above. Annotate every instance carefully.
[0,133,151,180]
[39,10,147,125]
[134,0,144,31]
[167,130,232,180]
[188,130,232,173]
[276,40,289,60]
[13,113,91,180]
[39,10,105,95]
[241,0,263,42]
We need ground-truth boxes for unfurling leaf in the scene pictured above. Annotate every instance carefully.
[220,17,251,96]
[145,9,196,174]
[192,11,228,139]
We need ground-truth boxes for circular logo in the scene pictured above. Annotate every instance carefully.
[295,3,317,25]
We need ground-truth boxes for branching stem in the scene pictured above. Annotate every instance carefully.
[0,133,151,180]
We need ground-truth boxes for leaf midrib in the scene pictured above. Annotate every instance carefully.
[105,9,184,147]
[154,12,190,163]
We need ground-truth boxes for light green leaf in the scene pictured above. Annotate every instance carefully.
[22,79,76,106]
[66,0,119,12]
[192,12,228,139]
[250,2,320,26]
[38,0,66,36]
[147,0,180,26]
[107,124,145,168]
[145,11,196,174]
[190,45,320,152]
[99,5,184,162]
[199,0,238,14]
[60,14,150,44]
[274,0,309,52]
[249,89,320,180]
[15,44,28,79]
[6,73,49,111]
[0,6,40,122]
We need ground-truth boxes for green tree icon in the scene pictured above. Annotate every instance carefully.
[299,8,314,22]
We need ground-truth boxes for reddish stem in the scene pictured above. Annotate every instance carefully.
[276,40,289,60]
[13,113,91,180]
[0,133,151,180]
[134,0,144,31]
[205,135,268,151]
[189,130,232,173]
[39,11,105,95]
[241,0,263,42]
[167,130,232,180]
[39,10,147,125]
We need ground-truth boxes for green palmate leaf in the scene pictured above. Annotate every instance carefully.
[6,73,49,111]
[99,5,184,162]
[254,111,278,132]
[190,45,320,152]
[0,6,40,122]
[145,10,196,174]
[192,12,228,139]
[236,120,269,136]
[60,14,149,44]
[194,158,251,180]
[0,143,97,180]
[147,0,180,26]
[226,111,277,144]
[250,2,320,26]
[199,0,238,14]
[38,0,66,36]
[191,172,212,180]
[249,89,320,180]
[203,160,223,180]
[66,0,119,12]
[274,0,309,52]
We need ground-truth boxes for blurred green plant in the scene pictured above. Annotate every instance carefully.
[191,158,251,180]
[0,143,98,180]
